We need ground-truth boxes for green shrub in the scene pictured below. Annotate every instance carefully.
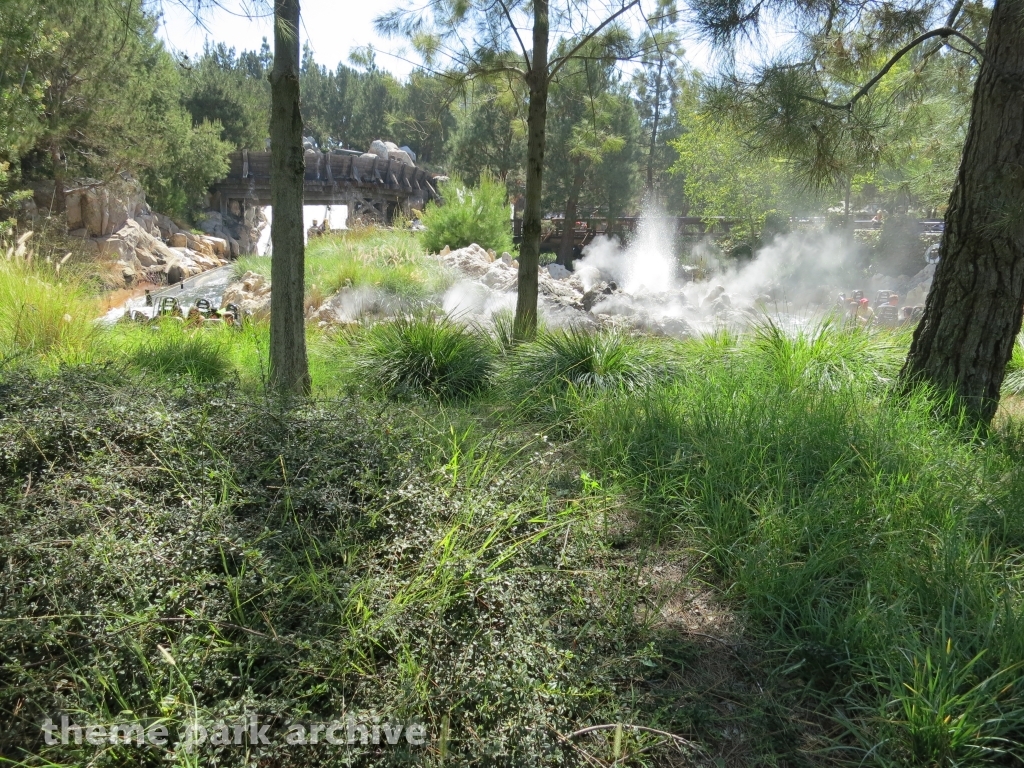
[355,316,494,400]
[420,174,514,255]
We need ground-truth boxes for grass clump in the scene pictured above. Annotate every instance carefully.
[420,173,514,255]
[120,320,233,382]
[510,326,658,395]
[354,316,494,400]
[0,245,97,365]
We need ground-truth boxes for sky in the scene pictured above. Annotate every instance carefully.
[154,0,430,78]
[150,0,777,80]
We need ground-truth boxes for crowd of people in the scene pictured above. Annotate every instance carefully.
[839,290,924,327]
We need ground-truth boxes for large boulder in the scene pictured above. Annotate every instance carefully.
[369,140,390,161]
[388,149,415,167]
[222,271,272,319]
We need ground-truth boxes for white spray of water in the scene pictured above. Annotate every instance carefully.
[572,202,865,332]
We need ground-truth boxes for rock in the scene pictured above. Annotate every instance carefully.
[166,263,185,285]
[222,270,272,319]
[369,140,390,161]
[102,219,179,271]
[487,249,496,262]
[702,285,726,306]
[439,243,494,277]
[169,232,188,248]
[203,236,228,258]
[547,263,571,280]
[65,192,83,230]
[82,187,106,237]
[68,228,88,239]
[500,252,512,265]
[387,149,415,166]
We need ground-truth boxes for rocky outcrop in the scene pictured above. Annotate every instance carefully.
[368,139,415,167]
[196,205,266,257]
[30,174,231,288]
[221,271,272,320]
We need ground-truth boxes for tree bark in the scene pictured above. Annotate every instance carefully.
[513,0,549,341]
[645,56,664,195]
[900,0,1024,424]
[269,0,311,395]
[557,162,584,267]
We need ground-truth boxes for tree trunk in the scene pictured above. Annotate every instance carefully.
[557,163,584,267]
[645,56,664,195]
[900,1,1024,424]
[513,0,549,341]
[49,141,66,215]
[269,0,311,395]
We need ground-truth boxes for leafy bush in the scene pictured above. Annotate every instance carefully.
[420,174,514,255]
[355,316,494,400]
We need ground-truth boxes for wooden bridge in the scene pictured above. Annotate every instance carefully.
[209,149,442,226]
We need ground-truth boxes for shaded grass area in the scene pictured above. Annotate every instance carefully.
[0,367,728,768]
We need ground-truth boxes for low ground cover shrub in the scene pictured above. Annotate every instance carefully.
[0,368,680,768]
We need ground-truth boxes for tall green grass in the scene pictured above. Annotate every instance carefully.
[581,321,1024,765]
[0,253,98,365]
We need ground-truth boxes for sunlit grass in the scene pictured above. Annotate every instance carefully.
[0,254,98,366]
[235,226,454,301]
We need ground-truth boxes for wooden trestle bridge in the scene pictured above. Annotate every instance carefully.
[209,149,442,226]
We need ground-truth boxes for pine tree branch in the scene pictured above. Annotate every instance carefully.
[802,26,984,111]
[494,0,532,72]
[547,0,641,80]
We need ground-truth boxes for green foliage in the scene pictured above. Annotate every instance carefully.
[0,0,233,223]
[420,175,514,254]
[182,41,271,150]
[582,321,1024,765]
[0,243,97,364]
[143,118,232,220]
[671,112,801,242]
[354,316,495,400]
[236,227,452,300]
[511,327,658,396]
[120,321,233,383]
